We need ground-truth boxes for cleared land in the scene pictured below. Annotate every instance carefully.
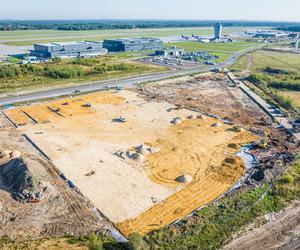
[6,88,258,236]
[0,27,248,46]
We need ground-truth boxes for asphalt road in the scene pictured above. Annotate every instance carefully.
[0,46,259,106]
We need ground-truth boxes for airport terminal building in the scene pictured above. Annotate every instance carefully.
[30,41,108,58]
[103,37,163,52]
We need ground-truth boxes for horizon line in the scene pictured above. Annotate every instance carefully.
[0,18,300,23]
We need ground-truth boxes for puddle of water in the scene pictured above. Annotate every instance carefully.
[237,145,258,169]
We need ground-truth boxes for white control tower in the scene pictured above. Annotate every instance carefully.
[214,23,222,39]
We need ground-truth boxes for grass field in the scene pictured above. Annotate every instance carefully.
[231,49,300,113]
[165,41,259,62]
[166,41,259,53]
[231,49,300,72]
[277,90,300,108]
[0,27,250,46]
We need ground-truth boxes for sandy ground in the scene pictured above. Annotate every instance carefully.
[7,90,258,235]
[117,120,257,235]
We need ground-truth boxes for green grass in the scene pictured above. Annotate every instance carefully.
[231,49,300,72]
[276,90,300,108]
[0,233,125,250]
[232,49,300,113]
[165,41,259,63]
[166,41,259,53]
[0,27,252,46]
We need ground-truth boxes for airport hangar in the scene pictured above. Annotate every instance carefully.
[30,41,108,59]
[103,37,163,52]
[31,38,164,58]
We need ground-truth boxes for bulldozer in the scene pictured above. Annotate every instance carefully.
[257,140,268,149]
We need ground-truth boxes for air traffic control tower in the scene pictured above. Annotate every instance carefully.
[214,23,222,39]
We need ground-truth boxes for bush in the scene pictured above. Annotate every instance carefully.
[73,57,99,66]
[52,57,62,63]
[263,67,290,75]
[281,174,295,184]
[43,66,85,79]
[277,95,294,109]
[88,233,104,250]
[127,233,147,250]
[94,63,137,74]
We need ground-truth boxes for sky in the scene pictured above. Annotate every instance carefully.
[1,0,300,22]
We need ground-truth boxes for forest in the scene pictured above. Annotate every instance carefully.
[1,20,299,31]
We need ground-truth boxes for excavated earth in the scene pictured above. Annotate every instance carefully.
[0,112,109,239]
[0,72,298,241]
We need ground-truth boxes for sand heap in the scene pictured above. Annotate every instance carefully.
[176,174,193,184]
[0,150,21,161]
[116,143,161,162]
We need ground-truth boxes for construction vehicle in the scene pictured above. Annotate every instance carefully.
[27,199,40,203]
[116,85,122,91]
[232,125,242,132]
[82,103,92,108]
[257,140,268,149]
[115,116,127,123]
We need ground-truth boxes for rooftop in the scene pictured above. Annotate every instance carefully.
[105,37,162,43]
[35,41,102,47]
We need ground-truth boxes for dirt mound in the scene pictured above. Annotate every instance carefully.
[0,158,35,193]
[176,174,193,183]
[224,157,238,165]
[228,143,238,149]
[206,156,246,186]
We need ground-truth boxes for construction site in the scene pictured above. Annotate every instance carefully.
[0,72,298,241]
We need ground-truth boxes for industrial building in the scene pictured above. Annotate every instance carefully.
[103,37,163,52]
[30,41,108,58]
[214,23,222,39]
[155,47,185,57]
[254,31,288,39]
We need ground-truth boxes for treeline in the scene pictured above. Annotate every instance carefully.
[278,26,300,32]
[0,64,85,79]
[1,20,299,31]
[0,61,141,80]
[72,58,137,72]
[94,63,137,73]
[0,64,38,78]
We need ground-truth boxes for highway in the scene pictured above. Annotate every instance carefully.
[0,46,260,106]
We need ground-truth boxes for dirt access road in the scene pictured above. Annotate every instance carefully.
[224,200,300,250]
